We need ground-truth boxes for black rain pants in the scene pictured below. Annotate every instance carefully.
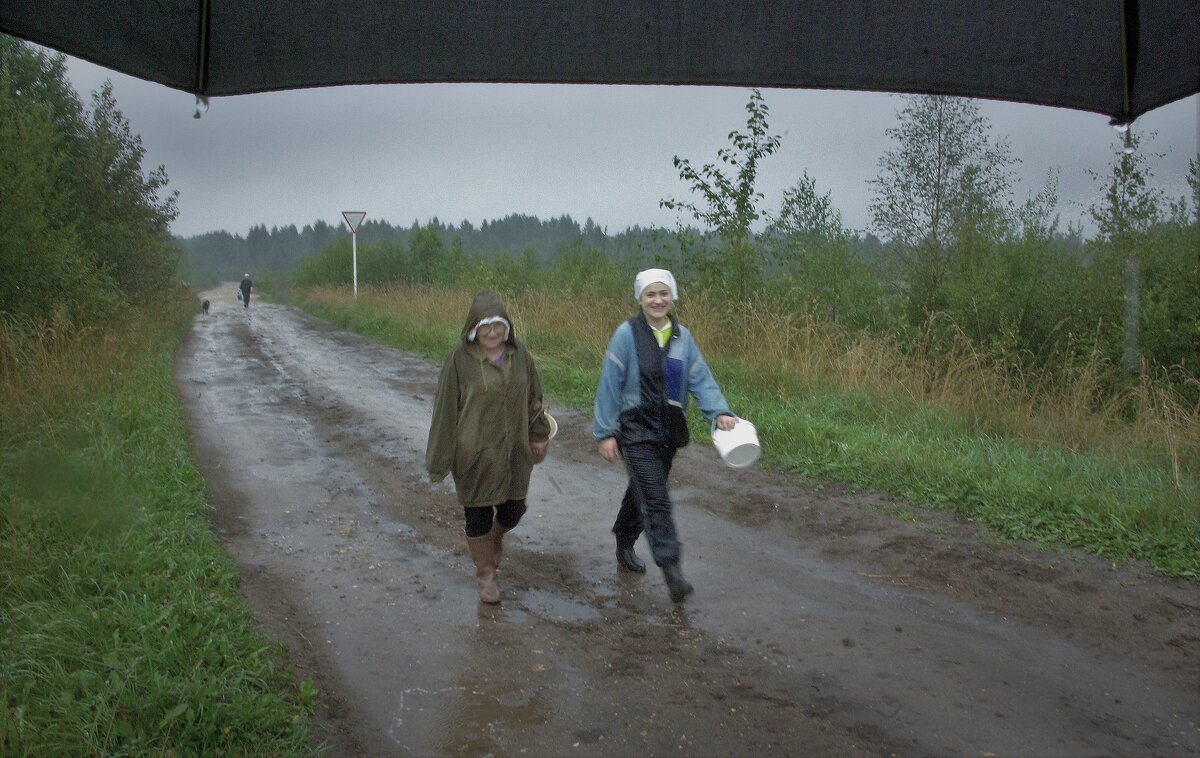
[612,441,680,567]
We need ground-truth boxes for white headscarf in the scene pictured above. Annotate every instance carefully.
[634,268,678,302]
[467,315,511,342]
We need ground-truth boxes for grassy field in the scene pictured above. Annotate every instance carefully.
[0,299,319,755]
[289,282,1199,580]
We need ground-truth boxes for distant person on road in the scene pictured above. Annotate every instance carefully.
[593,269,737,604]
[426,291,552,604]
[239,274,253,308]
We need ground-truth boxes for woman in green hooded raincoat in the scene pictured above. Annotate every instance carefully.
[426,291,551,603]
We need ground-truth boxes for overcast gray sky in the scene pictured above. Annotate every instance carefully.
[63,55,1199,241]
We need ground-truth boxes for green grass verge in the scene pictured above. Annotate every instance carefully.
[715,361,1199,579]
[0,299,319,755]
[288,287,1199,580]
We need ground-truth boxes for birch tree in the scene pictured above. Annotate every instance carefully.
[868,96,1016,321]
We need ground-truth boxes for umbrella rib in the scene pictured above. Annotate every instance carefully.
[195,0,211,95]
[1115,0,1140,125]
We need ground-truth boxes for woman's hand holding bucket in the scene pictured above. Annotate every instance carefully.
[712,415,761,468]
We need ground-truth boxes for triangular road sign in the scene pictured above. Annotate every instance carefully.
[342,211,366,233]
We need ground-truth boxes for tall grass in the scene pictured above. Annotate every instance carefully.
[683,297,1199,481]
[292,282,1199,579]
[0,301,318,754]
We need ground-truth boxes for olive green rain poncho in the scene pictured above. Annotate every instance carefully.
[426,291,551,507]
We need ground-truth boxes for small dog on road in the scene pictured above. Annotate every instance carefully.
[201,299,210,314]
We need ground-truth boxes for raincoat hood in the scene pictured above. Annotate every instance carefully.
[461,291,515,345]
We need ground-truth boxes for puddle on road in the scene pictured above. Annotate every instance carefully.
[391,682,552,755]
[513,587,604,624]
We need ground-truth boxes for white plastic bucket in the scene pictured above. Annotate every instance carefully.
[711,418,760,468]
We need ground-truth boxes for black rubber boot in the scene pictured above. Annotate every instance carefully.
[662,562,694,603]
[615,534,647,573]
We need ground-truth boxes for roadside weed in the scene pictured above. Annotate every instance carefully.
[0,302,319,755]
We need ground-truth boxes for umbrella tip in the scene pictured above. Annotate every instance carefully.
[1110,121,1135,154]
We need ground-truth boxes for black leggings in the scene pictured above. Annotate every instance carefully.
[463,499,527,538]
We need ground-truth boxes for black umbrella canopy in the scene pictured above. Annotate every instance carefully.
[2,1,1197,125]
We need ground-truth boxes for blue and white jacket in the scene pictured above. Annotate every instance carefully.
[593,312,731,447]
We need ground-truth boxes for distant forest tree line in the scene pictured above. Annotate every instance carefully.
[183,214,673,287]
[181,213,888,289]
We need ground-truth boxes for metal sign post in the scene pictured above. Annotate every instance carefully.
[341,211,366,298]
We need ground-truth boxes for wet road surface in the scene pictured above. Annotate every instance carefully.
[176,292,1200,756]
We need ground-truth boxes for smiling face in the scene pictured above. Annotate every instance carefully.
[638,282,673,327]
[475,320,506,353]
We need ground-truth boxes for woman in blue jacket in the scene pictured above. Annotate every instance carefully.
[593,269,738,603]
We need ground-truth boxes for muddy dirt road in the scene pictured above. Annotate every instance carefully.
[176,291,1199,757]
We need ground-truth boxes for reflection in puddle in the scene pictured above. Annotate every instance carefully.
[391,679,555,755]
[393,686,467,728]
[518,588,604,623]
[389,686,466,752]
